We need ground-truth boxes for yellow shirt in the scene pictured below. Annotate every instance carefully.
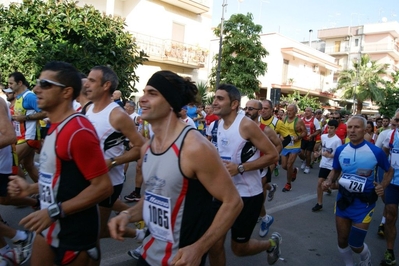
[284,117,301,149]
[260,116,289,137]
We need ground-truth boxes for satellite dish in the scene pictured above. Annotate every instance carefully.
[382,17,388,22]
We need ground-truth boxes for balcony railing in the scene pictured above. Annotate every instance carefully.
[132,32,208,68]
[363,42,399,53]
[159,0,210,14]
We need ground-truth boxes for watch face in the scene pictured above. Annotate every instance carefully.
[48,204,60,217]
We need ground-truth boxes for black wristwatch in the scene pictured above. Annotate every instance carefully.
[237,164,245,174]
[48,203,60,221]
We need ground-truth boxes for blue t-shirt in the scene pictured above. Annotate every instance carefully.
[333,140,390,193]
[16,90,41,112]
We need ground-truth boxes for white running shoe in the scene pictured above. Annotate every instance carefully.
[259,215,274,237]
[267,232,282,265]
[304,167,310,174]
[127,244,143,260]
[300,161,306,170]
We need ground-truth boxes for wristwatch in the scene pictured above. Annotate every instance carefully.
[48,203,60,221]
[237,164,245,174]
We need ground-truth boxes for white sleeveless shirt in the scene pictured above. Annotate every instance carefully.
[217,113,263,197]
[86,102,125,186]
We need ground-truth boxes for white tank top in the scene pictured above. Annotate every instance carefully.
[217,113,263,197]
[86,102,125,185]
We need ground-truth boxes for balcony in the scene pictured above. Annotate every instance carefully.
[159,0,210,14]
[317,27,351,40]
[362,42,399,60]
[132,32,208,69]
[324,45,350,55]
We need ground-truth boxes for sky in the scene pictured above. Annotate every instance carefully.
[211,0,399,42]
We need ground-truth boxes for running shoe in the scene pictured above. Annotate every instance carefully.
[2,249,20,265]
[127,244,143,260]
[282,183,291,192]
[134,229,146,243]
[13,231,35,264]
[273,166,279,177]
[304,166,310,174]
[124,191,141,202]
[267,232,282,265]
[381,250,396,266]
[257,217,262,223]
[291,167,298,182]
[268,184,278,202]
[312,203,323,212]
[326,188,332,195]
[378,224,385,237]
[357,248,371,266]
[259,215,274,237]
[300,161,306,170]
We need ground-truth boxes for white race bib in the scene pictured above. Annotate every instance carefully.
[143,191,173,243]
[306,125,311,135]
[391,148,399,169]
[14,122,21,137]
[39,171,55,210]
[339,173,367,193]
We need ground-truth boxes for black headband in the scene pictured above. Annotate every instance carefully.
[147,72,183,113]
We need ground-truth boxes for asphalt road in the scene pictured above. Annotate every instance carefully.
[1,160,396,266]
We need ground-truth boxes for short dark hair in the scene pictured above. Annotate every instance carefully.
[262,99,273,109]
[327,119,338,128]
[217,84,241,109]
[91,66,119,95]
[42,61,81,100]
[9,72,28,87]
[376,117,383,122]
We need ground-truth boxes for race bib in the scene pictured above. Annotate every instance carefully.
[306,125,311,135]
[143,191,173,243]
[39,171,55,210]
[339,173,367,193]
[14,122,21,137]
[391,148,399,169]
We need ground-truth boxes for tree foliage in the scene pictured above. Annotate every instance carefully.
[280,91,321,111]
[337,54,388,114]
[210,13,268,98]
[376,71,399,118]
[0,0,147,97]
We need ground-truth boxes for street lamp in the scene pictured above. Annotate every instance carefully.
[216,0,227,90]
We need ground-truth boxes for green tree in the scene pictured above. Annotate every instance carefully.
[210,13,268,97]
[376,71,399,118]
[0,0,147,98]
[280,91,321,111]
[337,54,388,114]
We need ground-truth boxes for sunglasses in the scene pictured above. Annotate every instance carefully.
[394,118,399,122]
[243,107,259,111]
[37,79,66,89]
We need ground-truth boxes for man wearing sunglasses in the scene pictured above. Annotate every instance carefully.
[8,72,46,183]
[84,66,145,242]
[244,100,282,238]
[8,61,114,265]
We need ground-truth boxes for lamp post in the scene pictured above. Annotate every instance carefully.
[215,0,227,90]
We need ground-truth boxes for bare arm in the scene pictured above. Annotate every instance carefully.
[295,119,307,140]
[109,108,145,166]
[173,131,242,264]
[0,99,16,148]
[263,126,283,153]
[238,118,279,172]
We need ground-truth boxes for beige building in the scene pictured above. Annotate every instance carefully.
[210,32,340,108]
[317,21,399,113]
[1,0,213,100]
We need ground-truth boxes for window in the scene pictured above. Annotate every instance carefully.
[355,39,359,47]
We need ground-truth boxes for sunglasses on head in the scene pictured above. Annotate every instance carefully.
[243,107,259,111]
[36,79,66,89]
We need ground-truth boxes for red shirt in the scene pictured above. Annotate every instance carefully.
[205,114,218,127]
[323,122,347,144]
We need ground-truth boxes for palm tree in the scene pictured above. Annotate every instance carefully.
[337,54,389,114]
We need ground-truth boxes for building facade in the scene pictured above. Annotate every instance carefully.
[317,21,399,114]
[1,0,213,101]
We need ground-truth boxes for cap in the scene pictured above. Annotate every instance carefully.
[2,88,13,93]
[181,105,188,111]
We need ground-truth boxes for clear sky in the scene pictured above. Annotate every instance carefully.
[212,0,399,42]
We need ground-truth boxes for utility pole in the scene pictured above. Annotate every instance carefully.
[216,0,227,90]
